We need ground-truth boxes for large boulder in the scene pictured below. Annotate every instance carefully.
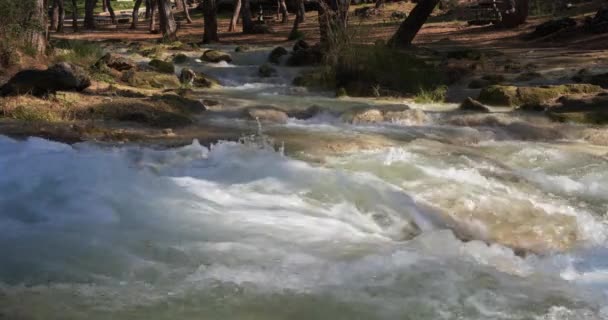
[201,50,232,63]
[94,53,136,71]
[121,70,180,89]
[0,62,91,97]
[148,59,175,74]
[268,47,288,64]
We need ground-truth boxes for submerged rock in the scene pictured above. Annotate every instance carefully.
[258,63,277,78]
[268,47,288,64]
[0,62,91,97]
[246,106,289,124]
[201,50,232,63]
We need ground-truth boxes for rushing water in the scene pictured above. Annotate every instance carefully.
[1,46,608,319]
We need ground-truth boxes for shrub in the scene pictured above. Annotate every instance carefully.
[414,86,448,103]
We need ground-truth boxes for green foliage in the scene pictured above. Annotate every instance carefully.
[0,0,41,67]
[414,86,448,103]
[53,40,105,66]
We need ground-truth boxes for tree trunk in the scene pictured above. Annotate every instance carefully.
[51,0,59,31]
[375,0,384,9]
[288,0,304,38]
[279,0,288,23]
[131,0,144,29]
[175,0,184,10]
[158,0,178,41]
[203,0,219,42]
[29,0,47,55]
[72,0,79,31]
[149,0,158,33]
[500,0,529,28]
[84,0,98,29]
[388,0,439,47]
[102,0,107,11]
[106,0,117,24]
[229,0,242,31]
[57,0,65,32]
[241,0,254,33]
[145,0,152,19]
[182,0,193,23]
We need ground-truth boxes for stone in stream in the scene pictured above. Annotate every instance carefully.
[258,63,277,78]
[0,62,91,97]
[268,47,288,64]
[292,39,310,52]
[179,68,196,86]
[201,50,232,63]
[245,106,289,124]
[340,105,427,125]
[547,94,608,124]
[173,53,189,64]
[93,52,136,71]
[192,72,220,88]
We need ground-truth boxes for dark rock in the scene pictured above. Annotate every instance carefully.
[1,62,91,97]
[201,50,232,63]
[287,46,323,66]
[293,40,310,52]
[94,53,136,71]
[258,63,277,78]
[148,59,176,74]
[460,97,490,113]
[193,72,220,88]
[584,8,608,34]
[173,53,189,64]
[526,17,577,39]
[179,68,196,86]
[268,47,288,64]
[590,73,608,89]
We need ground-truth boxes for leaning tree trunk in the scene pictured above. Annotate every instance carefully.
[288,0,304,39]
[158,0,178,41]
[72,0,79,31]
[182,0,193,23]
[388,0,439,47]
[106,0,117,23]
[131,0,144,29]
[228,0,242,31]
[149,0,158,33]
[29,0,47,55]
[279,0,288,23]
[56,0,65,32]
[203,0,219,43]
[241,0,255,33]
[84,0,98,29]
[51,0,59,31]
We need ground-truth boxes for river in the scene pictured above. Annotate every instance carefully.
[0,45,607,319]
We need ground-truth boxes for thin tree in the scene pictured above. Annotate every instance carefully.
[84,0,98,29]
[72,0,79,31]
[158,0,178,41]
[317,0,349,47]
[278,0,288,23]
[106,0,117,24]
[29,0,47,55]
[288,0,305,39]
[131,0,144,29]
[56,0,65,32]
[241,0,255,33]
[149,0,158,33]
[51,1,59,31]
[229,0,242,31]
[182,0,192,23]
[388,0,439,47]
[203,0,219,42]
[145,0,152,19]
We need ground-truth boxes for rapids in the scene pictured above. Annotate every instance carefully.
[1,45,608,319]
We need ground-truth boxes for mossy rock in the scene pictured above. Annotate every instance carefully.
[152,94,206,114]
[478,85,519,106]
[258,63,277,78]
[90,99,192,128]
[139,45,165,58]
[201,50,232,63]
[121,70,180,89]
[148,59,175,74]
[268,47,288,64]
[173,53,189,64]
[478,84,603,107]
